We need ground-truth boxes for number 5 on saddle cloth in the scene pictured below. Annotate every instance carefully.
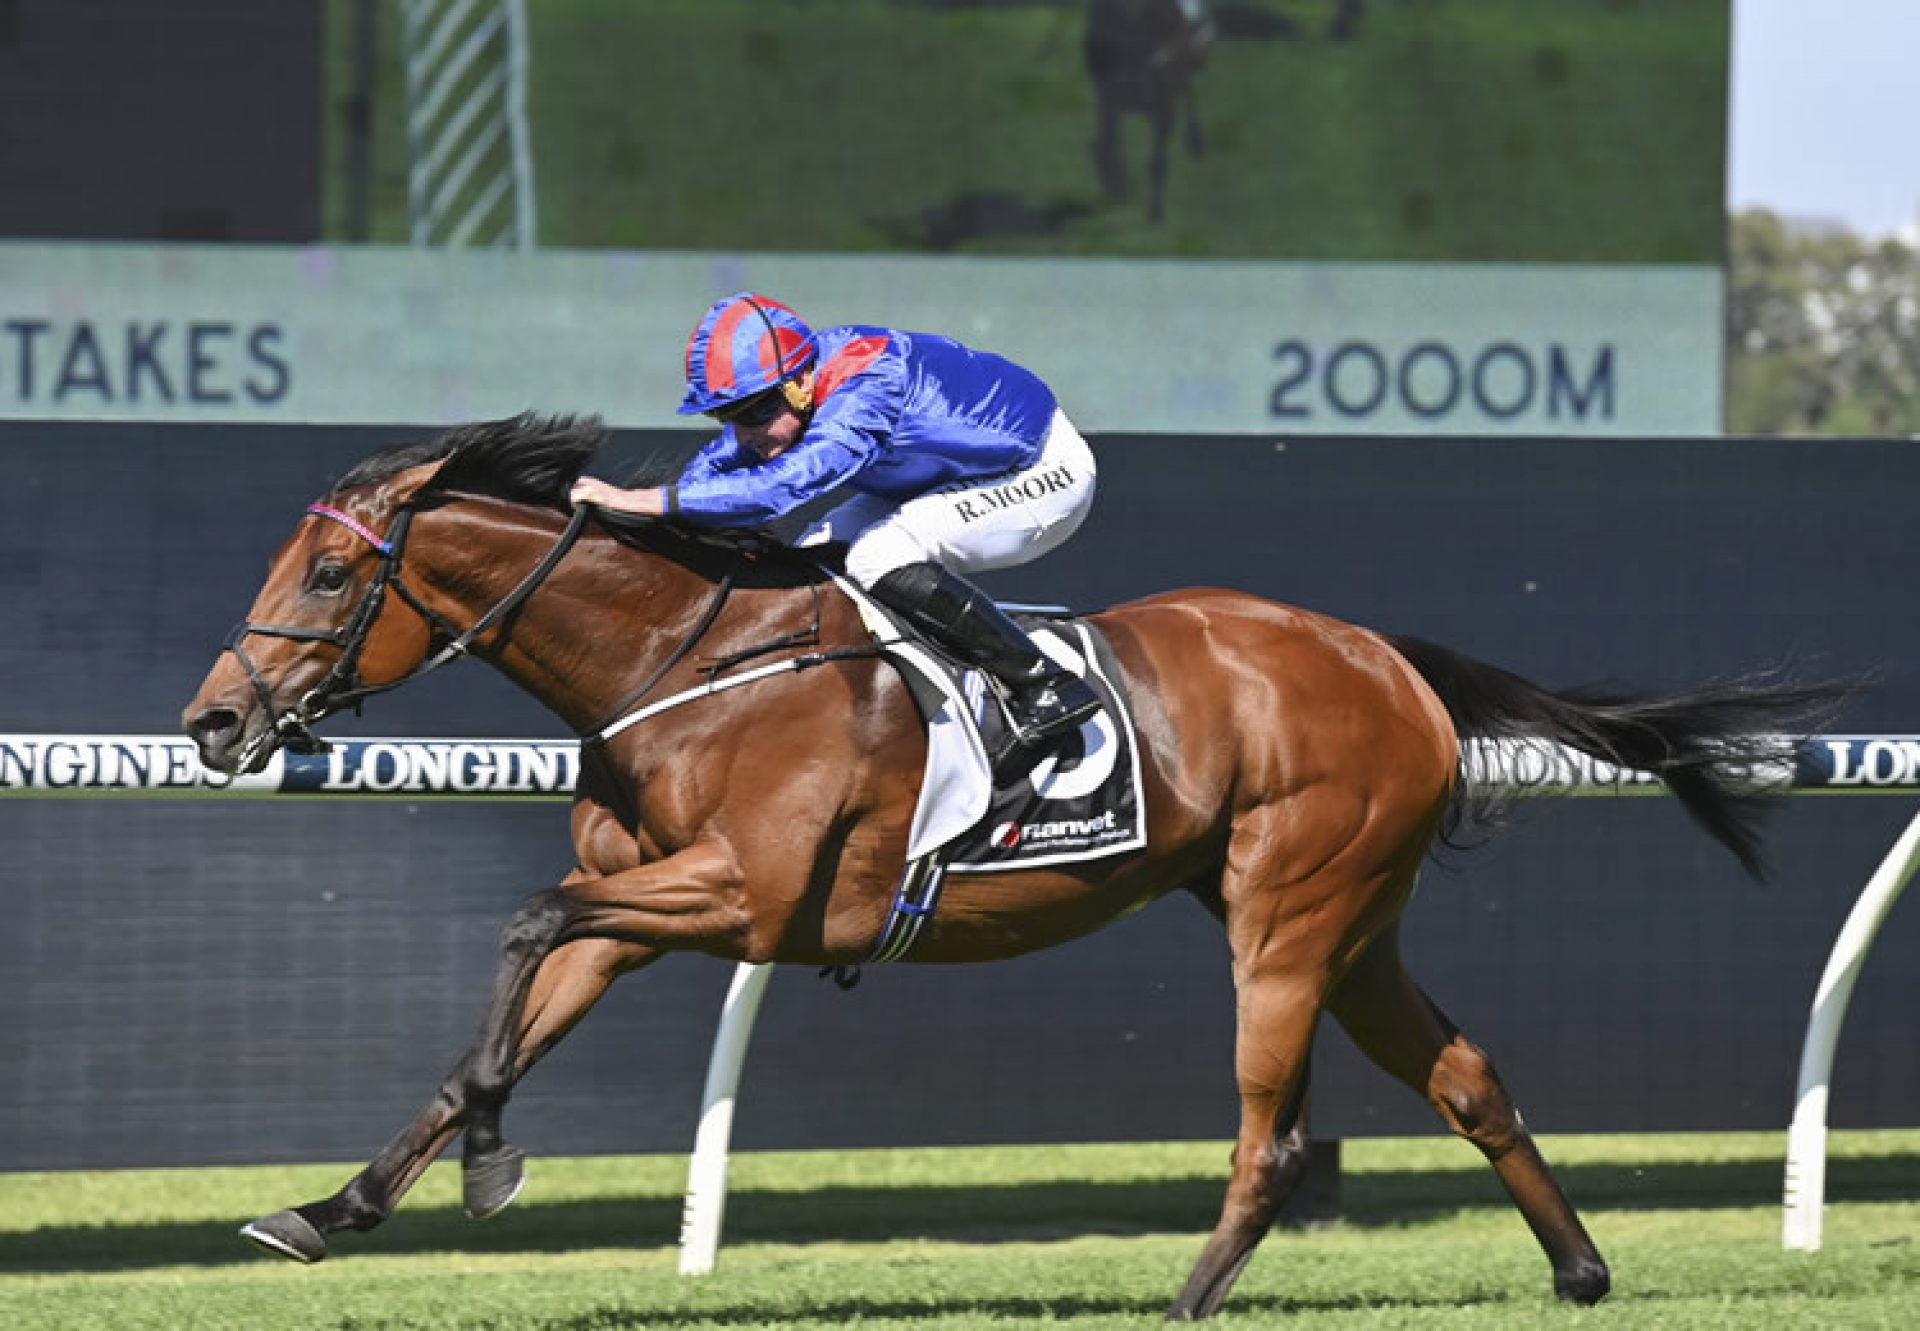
[842,581,1148,965]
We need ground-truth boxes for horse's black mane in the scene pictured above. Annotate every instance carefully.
[327,412,825,570]
[330,412,606,512]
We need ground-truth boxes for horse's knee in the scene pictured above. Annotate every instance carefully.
[1430,1038,1524,1154]
[458,1047,510,1111]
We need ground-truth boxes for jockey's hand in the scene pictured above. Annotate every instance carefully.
[570,478,665,517]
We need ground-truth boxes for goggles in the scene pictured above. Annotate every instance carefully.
[706,387,787,428]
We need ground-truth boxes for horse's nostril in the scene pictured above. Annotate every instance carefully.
[188,707,241,745]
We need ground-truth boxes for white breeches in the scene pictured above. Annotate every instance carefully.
[797,409,1098,588]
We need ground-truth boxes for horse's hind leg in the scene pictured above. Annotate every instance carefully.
[1168,963,1320,1320]
[242,933,645,1262]
[1168,802,1407,1319]
[1184,86,1205,157]
[1147,108,1172,222]
[1328,923,1611,1305]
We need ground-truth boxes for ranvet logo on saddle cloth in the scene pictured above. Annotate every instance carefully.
[837,578,1147,965]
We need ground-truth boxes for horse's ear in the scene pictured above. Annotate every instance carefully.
[385,452,464,513]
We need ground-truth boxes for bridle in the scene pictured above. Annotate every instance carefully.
[224,496,875,773]
[224,500,589,770]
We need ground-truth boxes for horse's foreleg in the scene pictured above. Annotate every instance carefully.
[456,885,574,1217]
[241,1073,467,1263]
[245,842,747,1262]
[1147,110,1172,222]
[1329,923,1611,1305]
[246,887,579,1260]
[241,934,650,1262]
[458,846,749,1219]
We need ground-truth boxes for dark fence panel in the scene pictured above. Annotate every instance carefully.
[2,422,1916,1170]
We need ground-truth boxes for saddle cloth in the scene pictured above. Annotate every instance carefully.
[838,578,1148,872]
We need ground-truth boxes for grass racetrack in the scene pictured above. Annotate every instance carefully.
[3,1131,1916,1329]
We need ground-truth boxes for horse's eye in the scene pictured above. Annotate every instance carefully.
[311,562,350,594]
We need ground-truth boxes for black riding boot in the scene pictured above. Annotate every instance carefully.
[870,562,1101,781]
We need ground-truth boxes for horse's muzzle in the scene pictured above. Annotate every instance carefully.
[183,701,275,775]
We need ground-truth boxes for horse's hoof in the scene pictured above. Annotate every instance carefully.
[240,1209,328,1264]
[1554,1256,1611,1305]
[463,1145,527,1220]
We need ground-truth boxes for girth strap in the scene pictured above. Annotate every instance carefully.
[866,851,951,964]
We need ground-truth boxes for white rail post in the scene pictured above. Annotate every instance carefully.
[677,961,775,1275]
[1782,803,1920,1251]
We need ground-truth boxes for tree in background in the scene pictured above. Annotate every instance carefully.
[1727,209,1920,436]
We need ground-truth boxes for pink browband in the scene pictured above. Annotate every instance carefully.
[306,504,395,556]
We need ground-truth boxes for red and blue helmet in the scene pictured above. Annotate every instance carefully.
[678,292,819,416]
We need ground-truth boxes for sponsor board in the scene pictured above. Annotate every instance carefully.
[295,739,578,796]
[0,242,1720,435]
[0,735,276,794]
[11,735,1920,798]
[0,736,577,798]
[1459,737,1920,795]
[1798,737,1920,790]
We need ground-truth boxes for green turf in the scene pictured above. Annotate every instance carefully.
[323,0,1730,261]
[3,1132,1915,1328]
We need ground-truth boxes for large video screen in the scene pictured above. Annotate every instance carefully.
[330,0,1730,262]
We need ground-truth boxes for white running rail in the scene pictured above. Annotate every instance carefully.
[4,732,1914,1267]
[1780,803,1920,1250]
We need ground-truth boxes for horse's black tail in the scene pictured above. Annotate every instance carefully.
[1385,634,1856,879]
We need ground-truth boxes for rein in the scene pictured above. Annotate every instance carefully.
[229,499,880,767]
[581,572,737,738]
[227,502,589,766]
[582,551,881,744]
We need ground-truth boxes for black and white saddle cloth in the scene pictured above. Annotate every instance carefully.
[830,576,1148,966]
[838,578,1148,875]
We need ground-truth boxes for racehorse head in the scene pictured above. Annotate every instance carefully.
[182,414,604,774]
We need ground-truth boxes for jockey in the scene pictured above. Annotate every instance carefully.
[569,292,1102,781]
[1175,0,1217,62]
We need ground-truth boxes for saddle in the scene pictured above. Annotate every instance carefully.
[835,576,1147,872]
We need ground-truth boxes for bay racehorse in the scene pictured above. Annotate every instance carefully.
[183,415,1838,1318]
[1085,0,1212,222]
